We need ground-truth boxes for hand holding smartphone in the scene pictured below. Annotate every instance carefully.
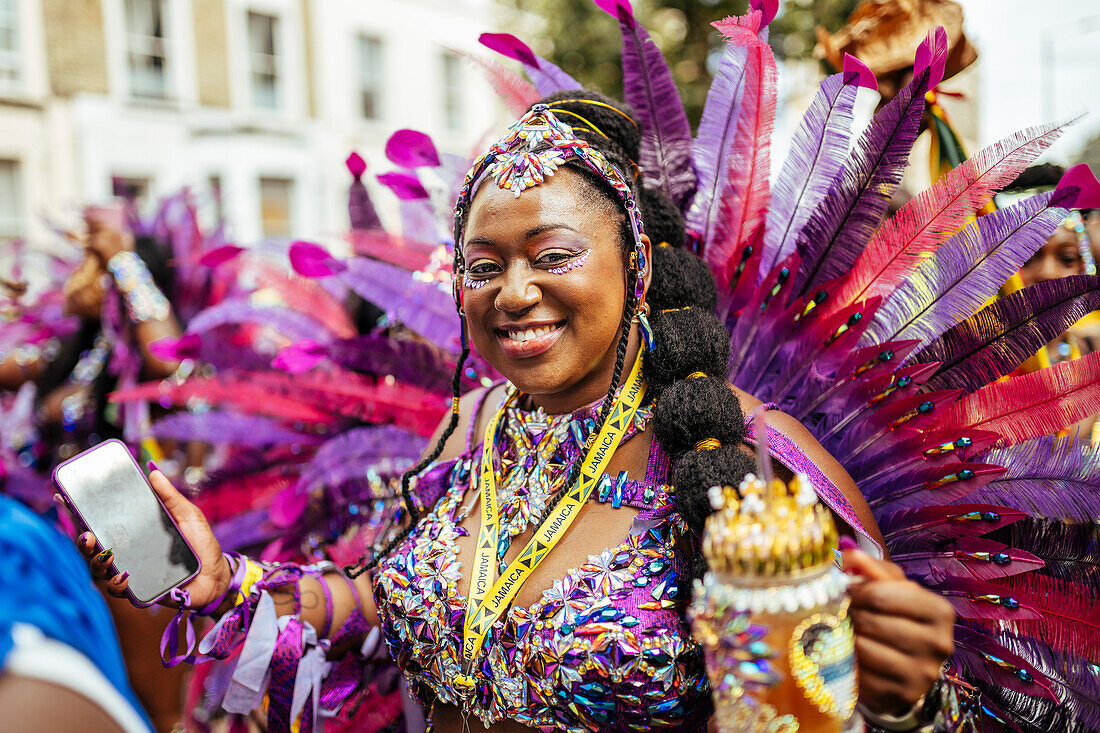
[54,440,201,606]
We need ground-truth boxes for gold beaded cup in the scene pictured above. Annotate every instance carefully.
[702,473,839,576]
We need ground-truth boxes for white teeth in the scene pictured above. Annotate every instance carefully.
[507,325,557,342]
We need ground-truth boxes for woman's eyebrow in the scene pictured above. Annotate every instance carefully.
[525,223,580,239]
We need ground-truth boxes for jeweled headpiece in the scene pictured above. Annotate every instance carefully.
[1064,211,1096,276]
[452,104,647,305]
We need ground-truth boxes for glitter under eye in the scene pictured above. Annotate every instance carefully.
[462,275,488,290]
[548,249,591,275]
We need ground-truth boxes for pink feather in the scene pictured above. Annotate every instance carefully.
[376,171,429,201]
[247,258,356,339]
[827,119,1071,317]
[933,350,1100,448]
[345,152,367,178]
[445,47,539,117]
[288,240,346,278]
[384,129,441,169]
[704,14,777,286]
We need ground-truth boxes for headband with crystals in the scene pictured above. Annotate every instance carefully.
[451,104,647,306]
[1064,211,1097,276]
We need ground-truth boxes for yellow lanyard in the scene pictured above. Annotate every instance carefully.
[458,350,647,675]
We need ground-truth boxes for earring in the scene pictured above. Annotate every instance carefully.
[636,302,655,352]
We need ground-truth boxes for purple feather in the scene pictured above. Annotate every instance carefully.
[323,335,467,395]
[879,503,1027,543]
[685,43,749,241]
[347,156,383,231]
[477,32,578,96]
[914,274,1100,393]
[762,72,858,274]
[603,0,695,209]
[990,632,1100,732]
[151,411,320,447]
[792,68,931,296]
[859,190,1071,351]
[376,171,429,201]
[186,299,334,343]
[338,258,460,351]
[952,628,1059,702]
[295,426,425,494]
[967,435,1100,523]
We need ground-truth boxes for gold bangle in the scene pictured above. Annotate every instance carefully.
[661,306,691,314]
[694,437,721,451]
[687,372,707,380]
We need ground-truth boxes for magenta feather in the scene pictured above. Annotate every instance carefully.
[704,14,776,285]
[878,503,1027,543]
[867,463,1005,513]
[968,435,1100,522]
[792,68,931,297]
[828,120,1071,317]
[446,47,539,116]
[685,41,750,244]
[602,0,695,210]
[859,189,1071,350]
[996,573,1100,660]
[762,71,858,274]
[933,350,1100,449]
[376,171,429,201]
[151,411,321,447]
[248,257,356,339]
[295,426,425,494]
[937,577,1046,623]
[952,627,1059,703]
[477,32,578,96]
[915,274,1100,393]
[337,257,460,351]
[384,129,441,169]
[110,377,335,424]
[289,240,347,278]
[893,538,1044,581]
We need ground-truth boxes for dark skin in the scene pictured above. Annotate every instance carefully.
[1019,223,1084,286]
[79,169,953,730]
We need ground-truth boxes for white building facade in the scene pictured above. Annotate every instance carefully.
[0,0,504,251]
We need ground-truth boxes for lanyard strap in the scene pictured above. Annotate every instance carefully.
[461,350,647,665]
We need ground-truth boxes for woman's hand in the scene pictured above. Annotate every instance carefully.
[70,468,230,610]
[84,212,134,264]
[844,547,955,716]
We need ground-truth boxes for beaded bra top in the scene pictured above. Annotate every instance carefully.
[372,396,713,731]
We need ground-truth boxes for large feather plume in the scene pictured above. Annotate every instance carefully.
[447,47,540,116]
[969,435,1100,522]
[915,274,1100,393]
[859,189,1072,350]
[762,70,858,274]
[596,0,695,209]
[932,350,1100,448]
[477,32,578,96]
[827,120,1071,318]
[703,11,777,285]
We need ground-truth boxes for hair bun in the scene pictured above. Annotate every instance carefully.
[648,246,716,312]
[672,445,756,536]
[653,376,745,455]
[643,307,730,389]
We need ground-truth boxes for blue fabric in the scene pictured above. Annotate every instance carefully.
[0,494,152,728]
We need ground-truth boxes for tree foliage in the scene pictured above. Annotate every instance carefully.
[501,0,859,125]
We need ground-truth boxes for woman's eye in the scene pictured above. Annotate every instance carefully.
[468,261,500,276]
[538,251,573,264]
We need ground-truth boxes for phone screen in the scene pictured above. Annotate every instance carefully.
[55,440,199,604]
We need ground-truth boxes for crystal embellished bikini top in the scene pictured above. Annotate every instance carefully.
[371,395,879,732]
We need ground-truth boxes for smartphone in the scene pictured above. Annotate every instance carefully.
[54,439,201,606]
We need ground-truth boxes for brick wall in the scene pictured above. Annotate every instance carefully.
[193,0,231,108]
[42,0,109,96]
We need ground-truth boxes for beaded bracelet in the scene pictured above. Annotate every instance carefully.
[107,250,171,322]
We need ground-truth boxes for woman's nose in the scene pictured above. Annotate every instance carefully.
[494,265,540,313]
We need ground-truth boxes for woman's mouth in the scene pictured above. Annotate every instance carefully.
[496,321,566,358]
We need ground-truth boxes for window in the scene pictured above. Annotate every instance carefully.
[111,174,152,213]
[0,0,20,90]
[208,174,224,224]
[441,52,462,133]
[125,0,170,99]
[248,12,279,109]
[0,160,23,241]
[259,177,294,238]
[358,36,382,120]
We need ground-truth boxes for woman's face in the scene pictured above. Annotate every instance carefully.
[461,168,650,412]
[1020,224,1084,286]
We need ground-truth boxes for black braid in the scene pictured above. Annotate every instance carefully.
[345,343,470,577]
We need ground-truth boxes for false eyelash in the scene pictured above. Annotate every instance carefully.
[548,249,591,275]
[462,275,488,290]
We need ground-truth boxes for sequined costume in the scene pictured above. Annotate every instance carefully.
[372,393,878,731]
